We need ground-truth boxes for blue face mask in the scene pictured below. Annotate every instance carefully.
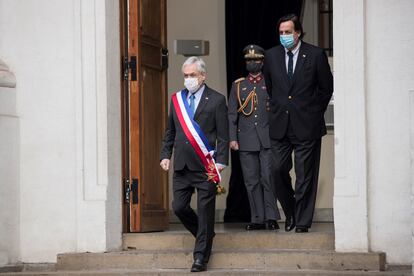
[280,34,295,49]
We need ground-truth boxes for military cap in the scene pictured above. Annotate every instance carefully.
[243,44,265,59]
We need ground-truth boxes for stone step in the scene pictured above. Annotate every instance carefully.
[123,231,335,251]
[56,249,385,272]
[1,268,410,276]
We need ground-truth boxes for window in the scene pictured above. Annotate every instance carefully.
[318,0,333,57]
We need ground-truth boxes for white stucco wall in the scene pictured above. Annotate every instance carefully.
[0,0,121,263]
[0,62,19,266]
[365,0,414,264]
[410,90,414,273]
[334,0,414,265]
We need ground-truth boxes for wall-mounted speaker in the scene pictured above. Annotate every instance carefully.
[174,40,210,56]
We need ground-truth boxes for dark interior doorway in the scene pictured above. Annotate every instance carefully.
[224,0,303,222]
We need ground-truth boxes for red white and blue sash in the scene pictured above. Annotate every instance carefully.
[171,90,221,183]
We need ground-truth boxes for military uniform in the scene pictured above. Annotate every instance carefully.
[228,45,280,227]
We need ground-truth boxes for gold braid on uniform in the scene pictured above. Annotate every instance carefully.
[237,82,257,116]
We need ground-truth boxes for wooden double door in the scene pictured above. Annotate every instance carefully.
[120,0,169,232]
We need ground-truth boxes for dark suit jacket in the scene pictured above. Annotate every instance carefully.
[263,41,333,140]
[160,85,229,171]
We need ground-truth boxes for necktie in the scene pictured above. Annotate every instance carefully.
[287,51,293,79]
[189,93,196,117]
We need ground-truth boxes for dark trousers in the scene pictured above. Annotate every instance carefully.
[239,149,280,223]
[271,123,321,228]
[172,168,216,263]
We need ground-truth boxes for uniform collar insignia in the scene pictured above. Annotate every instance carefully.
[248,73,262,84]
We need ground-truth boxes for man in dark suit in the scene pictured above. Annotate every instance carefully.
[160,56,229,272]
[263,14,333,233]
[228,44,280,231]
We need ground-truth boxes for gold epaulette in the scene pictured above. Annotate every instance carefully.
[234,77,245,83]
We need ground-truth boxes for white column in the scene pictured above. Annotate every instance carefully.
[0,0,121,262]
[103,0,122,252]
[410,90,414,274]
[333,0,369,251]
[364,0,414,264]
[73,0,122,252]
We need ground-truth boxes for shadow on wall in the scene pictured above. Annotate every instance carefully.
[0,58,19,266]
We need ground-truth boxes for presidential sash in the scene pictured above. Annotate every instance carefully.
[171,90,223,187]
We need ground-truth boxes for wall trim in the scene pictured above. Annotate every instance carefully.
[74,0,108,201]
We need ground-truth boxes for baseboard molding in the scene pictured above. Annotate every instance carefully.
[169,208,333,223]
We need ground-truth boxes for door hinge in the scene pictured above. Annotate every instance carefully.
[123,56,137,81]
[124,178,130,204]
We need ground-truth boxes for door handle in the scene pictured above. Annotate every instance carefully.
[161,48,169,70]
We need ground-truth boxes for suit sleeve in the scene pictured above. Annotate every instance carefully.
[159,100,176,160]
[316,50,334,110]
[263,53,273,99]
[228,82,239,142]
[215,95,229,165]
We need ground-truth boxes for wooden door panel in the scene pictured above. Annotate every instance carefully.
[140,0,162,40]
[141,43,162,69]
[140,67,166,211]
[138,0,168,232]
[123,0,168,232]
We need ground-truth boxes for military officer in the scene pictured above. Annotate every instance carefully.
[228,44,280,231]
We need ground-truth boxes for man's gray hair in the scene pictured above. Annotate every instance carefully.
[181,56,206,74]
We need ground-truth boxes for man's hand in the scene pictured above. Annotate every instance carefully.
[229,141,239,151]
[216,163,226,173]
[160,159,170,171]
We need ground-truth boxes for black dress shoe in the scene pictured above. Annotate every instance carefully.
[284,215,296,232]
[295,227,308,233]
[191,258,206,272]
[245,223,266,230]
[266,220,280,230]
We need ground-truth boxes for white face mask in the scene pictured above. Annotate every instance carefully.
[184,77,199,93]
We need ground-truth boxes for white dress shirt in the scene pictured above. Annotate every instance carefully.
[284,40,302,74]
[186,84,205,111]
